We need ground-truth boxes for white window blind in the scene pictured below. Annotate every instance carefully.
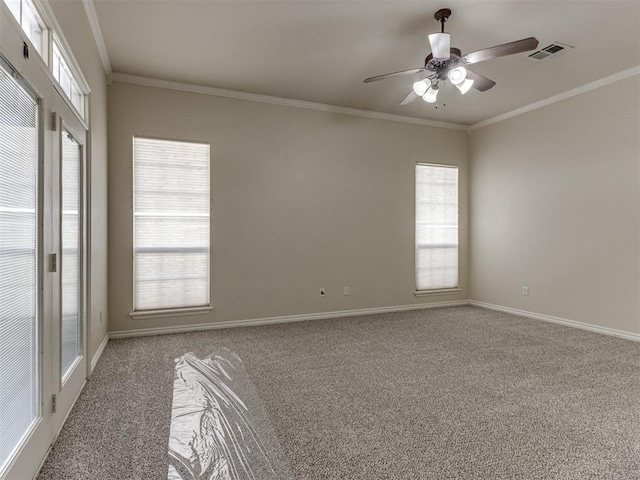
[61,131,81,377]
[0,60,39,473]
[133,137,210,312]
[415,164,458,291]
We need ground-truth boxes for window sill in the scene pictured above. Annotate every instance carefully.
[129,305,213,320]
[414,288,461,297]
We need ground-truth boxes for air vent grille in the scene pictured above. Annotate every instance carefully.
[528,42,573,62]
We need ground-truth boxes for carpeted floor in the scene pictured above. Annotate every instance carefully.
[37,306,640,479]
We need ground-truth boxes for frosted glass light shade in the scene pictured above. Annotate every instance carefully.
[428,33,450,59]
[455,78,474,94]
[447,66,467,85]
[413,80,429,96]
[422,86,438,103]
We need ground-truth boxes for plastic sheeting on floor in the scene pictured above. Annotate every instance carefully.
[168,349,291,480]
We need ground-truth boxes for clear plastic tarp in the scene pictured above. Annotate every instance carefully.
[168,349,291,480]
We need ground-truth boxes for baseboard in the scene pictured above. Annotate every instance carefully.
[90,334,109,373]
[109,300,471,339]
[470,300,640,342]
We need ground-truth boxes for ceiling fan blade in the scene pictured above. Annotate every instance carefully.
[363,68,425,83]
[400,90,418,105]
[466,69,497,92]
[462,37,539,65]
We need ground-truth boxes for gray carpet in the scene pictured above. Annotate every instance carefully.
[37,306,640,479]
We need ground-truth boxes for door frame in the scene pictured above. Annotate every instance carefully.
[50,99,88,438]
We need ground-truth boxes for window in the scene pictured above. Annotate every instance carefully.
[0,58,40,473]
[5,0,48,61]
[3,0,87,119]
[415,164,459,291]
[52,39,85,118]
[133,137,210,312]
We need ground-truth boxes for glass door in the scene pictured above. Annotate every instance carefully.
[0,11,54,476]
[0,55,42,478]
[50,92,87,437]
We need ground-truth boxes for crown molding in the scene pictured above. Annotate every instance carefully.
[81,0,113,83]
[111,72,468,131]
[468,65,640,132]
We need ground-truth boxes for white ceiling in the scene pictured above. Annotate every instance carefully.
[92,0,640,125]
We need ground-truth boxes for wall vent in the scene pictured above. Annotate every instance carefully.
[528,42,573,62]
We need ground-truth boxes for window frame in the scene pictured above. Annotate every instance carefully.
[49,34,87,120]
[414,162,461,296]
[130,135,212,319]
[51,37,86,121]
[1,0,90,123]
[4,0,49,64]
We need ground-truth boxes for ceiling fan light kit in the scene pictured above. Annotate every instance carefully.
[455,78,474,95]
[422,86,438,103]
[363,7,539,108]
[413,79,430,96]
[447,66,467,85]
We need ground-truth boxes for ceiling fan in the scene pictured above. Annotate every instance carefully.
[364,8,539,106]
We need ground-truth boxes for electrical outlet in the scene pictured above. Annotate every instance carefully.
[344,286,350,296]
[522,287,529,296]
[319,288,326,297]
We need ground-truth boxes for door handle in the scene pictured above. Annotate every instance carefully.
[49,253,57,273]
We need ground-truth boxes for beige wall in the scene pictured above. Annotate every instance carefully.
[108,81,469,333]
[49,1,109,358]
[470,75,640,335]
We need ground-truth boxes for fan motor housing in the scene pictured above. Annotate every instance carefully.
[425,47,463,76]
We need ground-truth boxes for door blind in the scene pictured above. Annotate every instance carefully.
[415,164,458,291]
[0,61,39,472]
[133,137,210,311]
[61,131,81,377]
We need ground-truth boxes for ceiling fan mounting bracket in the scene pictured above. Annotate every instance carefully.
[434,8,451,22]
